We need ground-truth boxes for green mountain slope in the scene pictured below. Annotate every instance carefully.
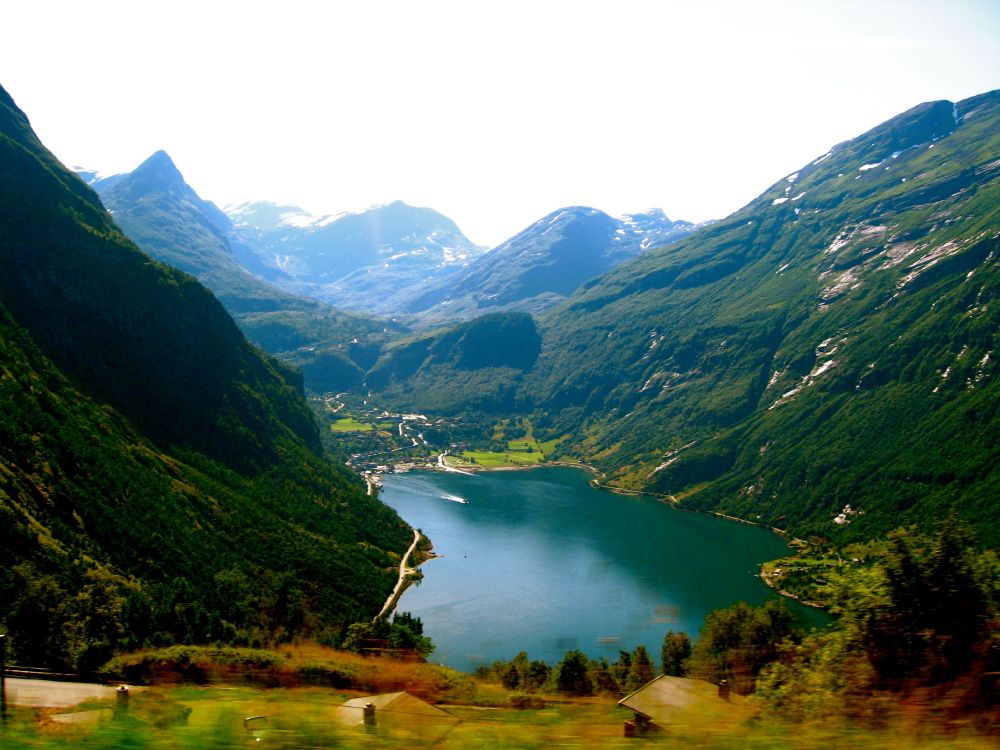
[368,311,542,413]
[527,91,1000,543]
[373,91,1000,545]
[0,84,412,669]
[87,152,399,392]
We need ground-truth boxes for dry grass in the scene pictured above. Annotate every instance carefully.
[102,642,477,703]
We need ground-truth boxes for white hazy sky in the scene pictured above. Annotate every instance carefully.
[2,0,999,247]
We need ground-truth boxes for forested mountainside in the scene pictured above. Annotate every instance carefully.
[368,311,542,413]
[403,207,695,319]
[0,84,412,669]
[85,152,399,392]
[373,91,1000,545]
[226,199,486,316]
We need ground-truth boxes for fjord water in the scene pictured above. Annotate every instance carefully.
[380,467,828,672]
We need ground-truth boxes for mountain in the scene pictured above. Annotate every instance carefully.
[403,206,696,319]
[374,91,1000,545]
[0,84,411,669]
[368,311,542,413]
[227,199,486,314]
[84,152,399,391]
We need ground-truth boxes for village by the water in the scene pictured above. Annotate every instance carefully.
[318,393,560,495]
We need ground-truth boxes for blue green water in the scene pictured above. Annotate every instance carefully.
[380,466,828,672]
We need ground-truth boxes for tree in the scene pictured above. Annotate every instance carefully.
[687,600,795,694]
[863,521,994,684]
[65,568,131,672]
[661,631,692,676]
[555,650,593,696]
[626,645,655,692]
[340,612,434,659]
[341,621,379,654]
[386,612,434,659]
[501,660,522,690]
[489,652,553,692]
[611,649,632,687]
[589,657,621,694]
[7,563,71,667]
[524,657,552,692]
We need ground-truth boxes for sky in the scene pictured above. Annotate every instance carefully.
[2,0,999,247]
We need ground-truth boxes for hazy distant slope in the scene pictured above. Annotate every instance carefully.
[0,83,411,668]
[404,207,695,319]
[90,150,306,314]
[368,311,542,413]
[228,199,486,315]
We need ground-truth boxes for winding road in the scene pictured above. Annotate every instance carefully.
[374,527,421,621]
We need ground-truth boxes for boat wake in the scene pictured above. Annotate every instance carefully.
[388,477,469,505]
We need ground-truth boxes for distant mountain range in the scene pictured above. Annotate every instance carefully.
[403,206,696,319]
[85,155,698,327]
[223,201,695,320]
[371,90,1000,545]
[225,199,488,315]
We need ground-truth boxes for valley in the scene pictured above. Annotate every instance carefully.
[1,73,998,744]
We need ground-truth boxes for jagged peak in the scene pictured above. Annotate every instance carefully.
[103,149,202,203]
[132,149,183,180]
[543,205,609,220]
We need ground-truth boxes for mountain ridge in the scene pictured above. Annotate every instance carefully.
[403,206,696,319]
[227,199,487,315]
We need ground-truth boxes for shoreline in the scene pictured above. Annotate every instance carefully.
[758,566,826,609]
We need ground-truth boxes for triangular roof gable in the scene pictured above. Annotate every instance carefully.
[341,691,406,712]
[619,675,747,721]
[339,691,457,720]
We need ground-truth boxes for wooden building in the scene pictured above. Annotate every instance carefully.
[618,675,754,737]
[334,691,460,744]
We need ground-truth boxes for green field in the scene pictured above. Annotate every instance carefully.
[330,418,393,432]
[510,437,561,454]
[457,450,545,468]
[456,436,561,468]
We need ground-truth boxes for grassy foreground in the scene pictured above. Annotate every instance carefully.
[3,688,996,750]
[1,644,996,749]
